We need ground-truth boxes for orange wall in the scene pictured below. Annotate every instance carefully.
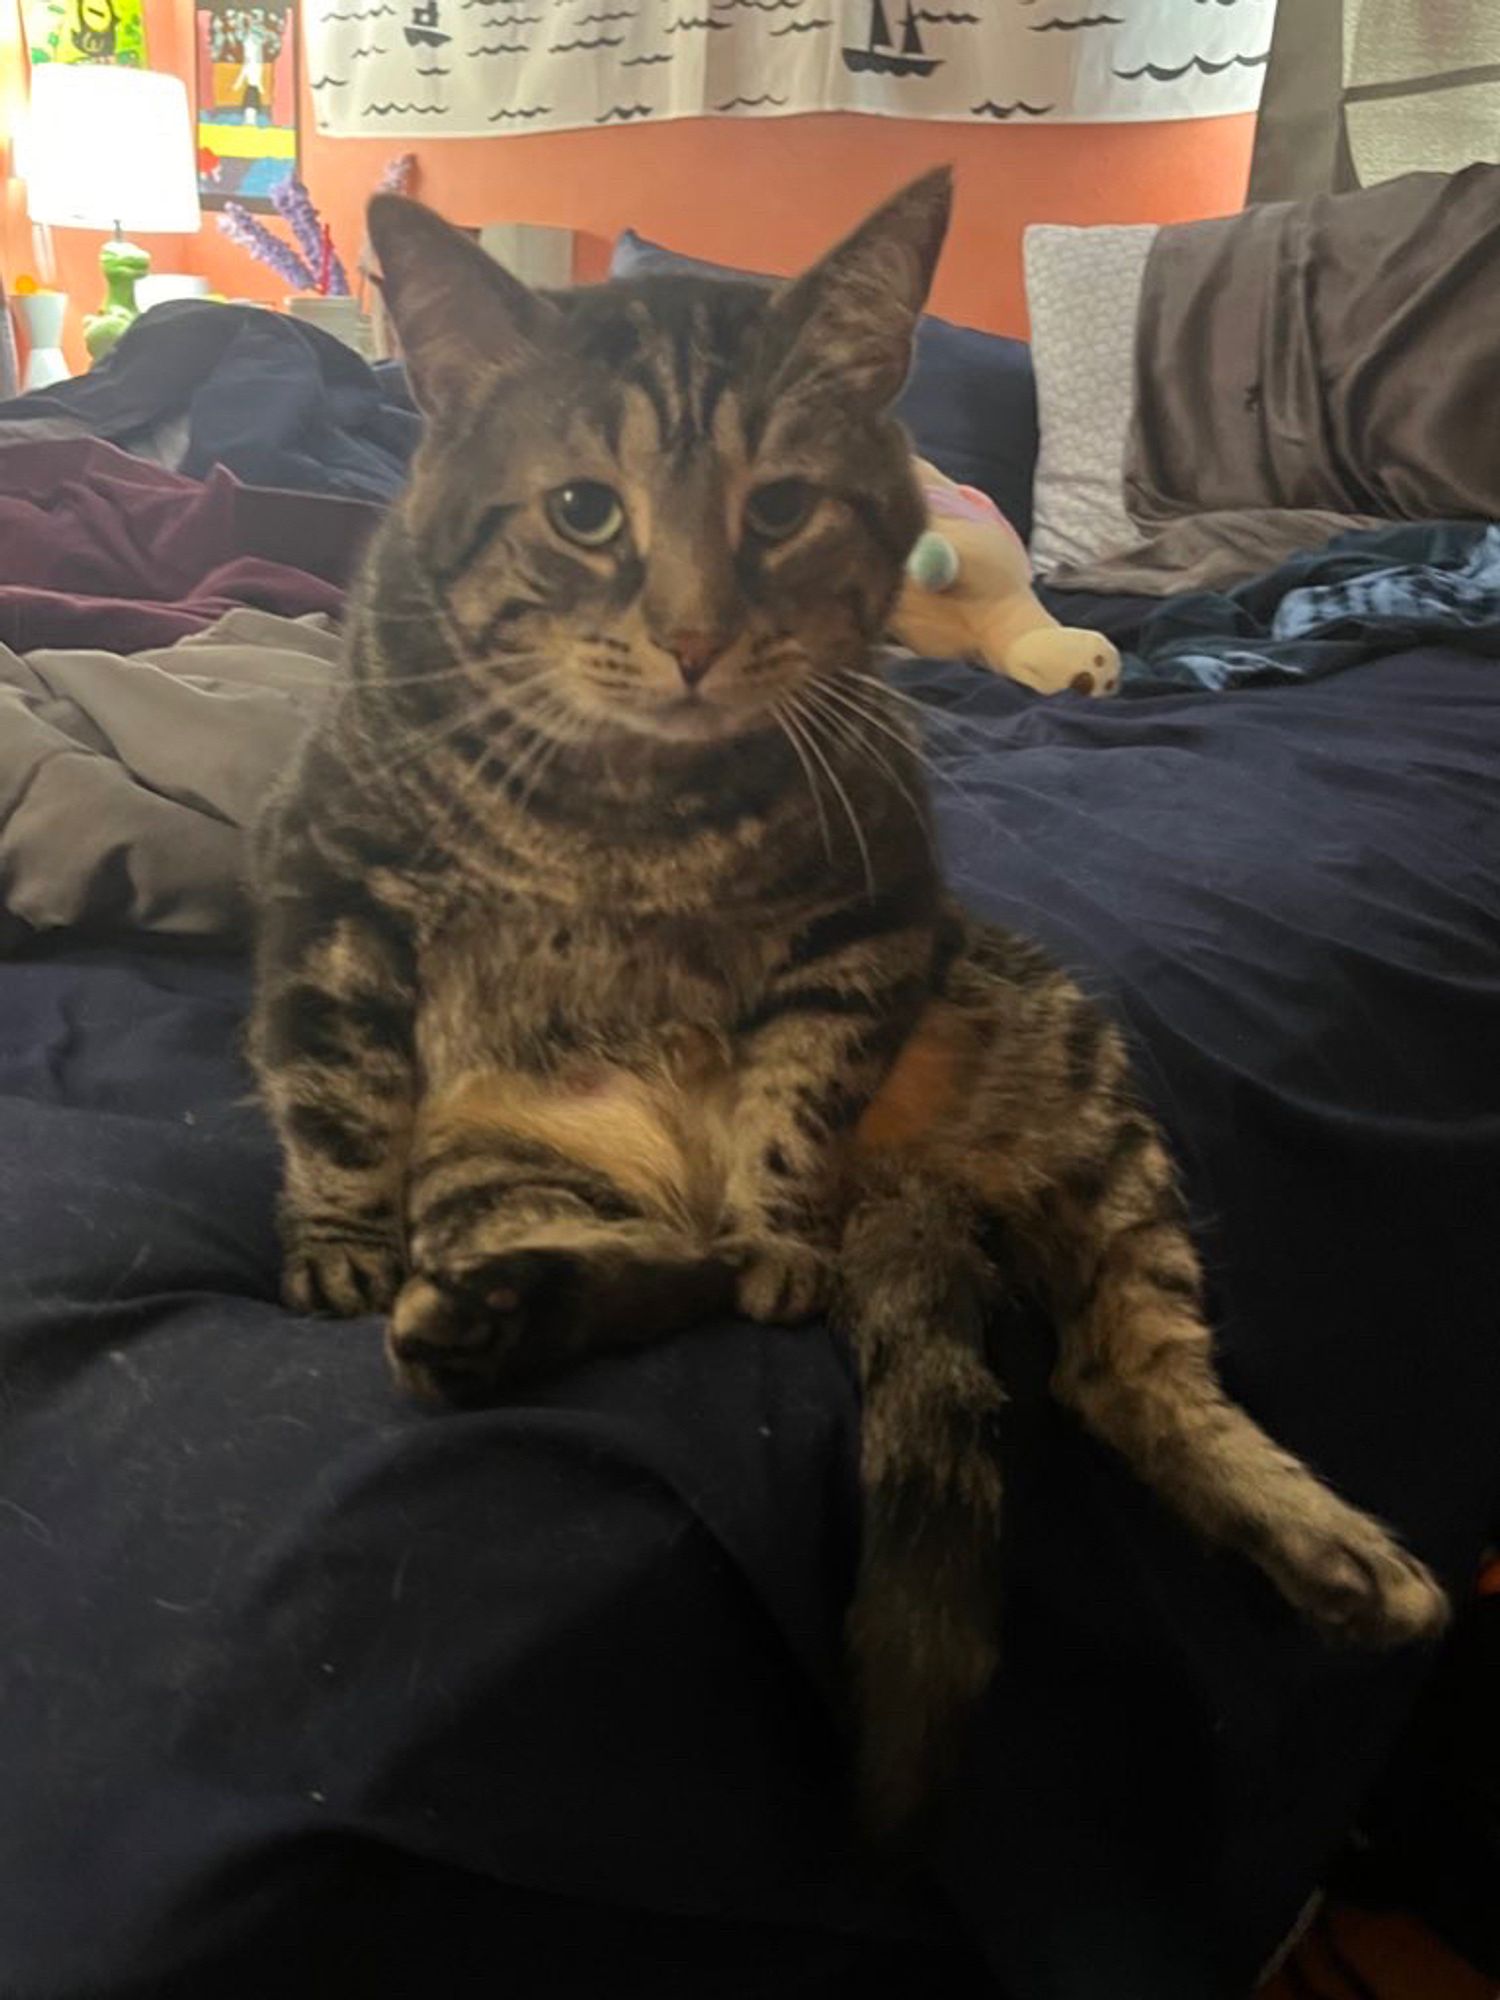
[5,0,1253,368]
[198,107,1254,335]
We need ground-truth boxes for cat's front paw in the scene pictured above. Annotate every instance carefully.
[284,1234,403,1317]
[733,1237,830,1325]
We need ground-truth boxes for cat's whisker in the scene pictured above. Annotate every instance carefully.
[771,701,835,870]
[785,692,877,901]
[800,684,924,823]
[354,667,566,794]
[800,682,938,869]
[355,686,550,789]
[506,701,590,823]
[351,696,507,790]
[869,669,1015,750]
[403,685,572,867]
[823,674,1009,831]
[807,675,957,788]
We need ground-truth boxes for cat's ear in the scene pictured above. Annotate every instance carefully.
[367,195,559,419]
[767,168,953,409]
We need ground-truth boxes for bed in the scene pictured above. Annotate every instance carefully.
[1,223,1498,2000]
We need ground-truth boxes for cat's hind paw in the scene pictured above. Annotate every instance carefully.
[1264,1505,1449,1648]
[385,1251,562,1406]
[732,1237,830,1325]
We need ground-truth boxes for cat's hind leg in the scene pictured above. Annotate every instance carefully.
[867,975,1448,1651]
[388,1066,730,1402]
[1030,1107,1449,1646]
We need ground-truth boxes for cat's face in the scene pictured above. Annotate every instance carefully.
[367,176,950,747]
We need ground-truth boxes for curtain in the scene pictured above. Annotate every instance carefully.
[1249,0,1500,201]
[304,0,1274,141]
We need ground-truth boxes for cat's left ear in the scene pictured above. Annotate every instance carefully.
[368,195,560,421]
[767,168,953,409]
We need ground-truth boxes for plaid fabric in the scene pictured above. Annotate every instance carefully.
[1085,522,1500,694]
[1276,527,1500,647]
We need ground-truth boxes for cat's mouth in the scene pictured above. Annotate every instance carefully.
[650,690,748,741]
[617,682,774,745]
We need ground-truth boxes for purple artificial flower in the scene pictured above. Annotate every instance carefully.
[218,202,315,292]
[271,174,350,298]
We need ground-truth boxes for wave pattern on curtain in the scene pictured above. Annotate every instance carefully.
[304,0,1273,140]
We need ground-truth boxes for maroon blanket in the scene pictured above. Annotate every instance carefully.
[0,439,381,652]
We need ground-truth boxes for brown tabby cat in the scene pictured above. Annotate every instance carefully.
[250,173,1447,1835]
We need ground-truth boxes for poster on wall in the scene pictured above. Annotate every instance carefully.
[22,0,146,64]
[304,0,1276,140]
[196,0,300,209]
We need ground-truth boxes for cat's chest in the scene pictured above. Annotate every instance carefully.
[416,899,781,1079]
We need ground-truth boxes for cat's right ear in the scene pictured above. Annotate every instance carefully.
[367,196,558,421]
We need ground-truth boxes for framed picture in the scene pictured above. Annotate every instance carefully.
[23,0,147,65]
[195,0,299,211]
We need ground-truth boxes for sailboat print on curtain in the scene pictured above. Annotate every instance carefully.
[843,0,941,77]
[305,0,1275,139]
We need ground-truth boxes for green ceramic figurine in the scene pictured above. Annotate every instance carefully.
[84,237,152,363]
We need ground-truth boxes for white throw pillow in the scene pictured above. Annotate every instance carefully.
[1023,223,1158,574]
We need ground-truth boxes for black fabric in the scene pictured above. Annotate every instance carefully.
[0,302,420,503]
[1330,1583,1500,1980]
[2,646,1499,1998]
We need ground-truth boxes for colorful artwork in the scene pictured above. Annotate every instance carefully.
[22,0,146,65]
[195,0,299,211]
[304,0,1277,139]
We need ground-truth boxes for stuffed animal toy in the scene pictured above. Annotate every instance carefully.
[891,457,1122,697]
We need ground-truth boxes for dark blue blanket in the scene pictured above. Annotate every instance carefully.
[0,303,419,504]
[2,645,1498,1999]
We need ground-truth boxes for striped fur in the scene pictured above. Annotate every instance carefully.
[251,174,1447,1840]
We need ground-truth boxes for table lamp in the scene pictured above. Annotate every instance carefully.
[22,66,201,366]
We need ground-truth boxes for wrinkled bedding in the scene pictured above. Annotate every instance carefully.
[1057,521,1500,693]
[0,610,336,946]
[2,641,1499,2000]
[7,521,1498,947]
[1055,164,1500,595]
[0,439,378,654]
[0,302,420,502]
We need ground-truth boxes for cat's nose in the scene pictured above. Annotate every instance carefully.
[667,630,728,689]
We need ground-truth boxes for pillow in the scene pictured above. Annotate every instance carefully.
[610,229,1039,543]
[1021,223,1158,576]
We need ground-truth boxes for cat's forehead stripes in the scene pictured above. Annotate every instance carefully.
[563,280,766,458]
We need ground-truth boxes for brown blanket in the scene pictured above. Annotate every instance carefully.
[1053,164,1500,595]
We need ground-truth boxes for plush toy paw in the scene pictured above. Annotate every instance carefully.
[1001,626,1122,698]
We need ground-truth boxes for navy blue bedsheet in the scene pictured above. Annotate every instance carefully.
[2,646,1498,2000]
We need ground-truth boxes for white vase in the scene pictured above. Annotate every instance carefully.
[285,295,374,359]
[17,292,70,391]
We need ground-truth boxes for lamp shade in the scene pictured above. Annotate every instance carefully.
[23,67,201,236]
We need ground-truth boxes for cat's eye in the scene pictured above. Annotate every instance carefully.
[546,482,625,548]
[745,479,816,544]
